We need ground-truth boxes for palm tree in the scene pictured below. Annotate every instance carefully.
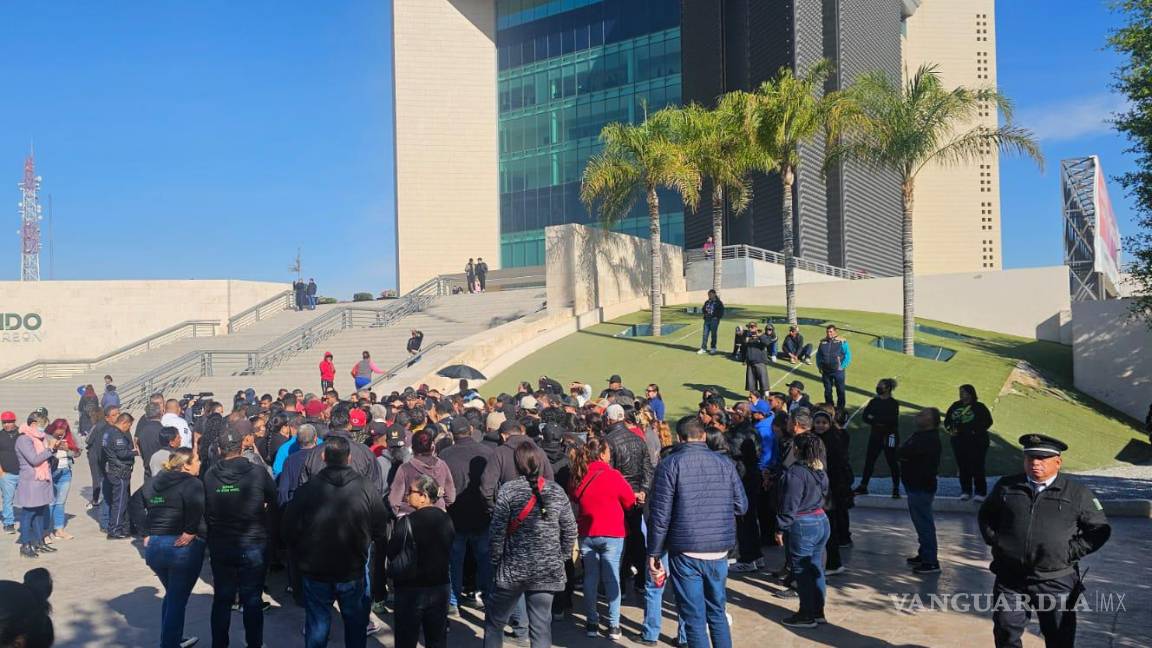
[730,61,854,325]
[581,107,702,336]
[672,99,758,291]
[837,64,1044,354]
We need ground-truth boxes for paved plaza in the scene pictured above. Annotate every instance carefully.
[2,466,1149,648]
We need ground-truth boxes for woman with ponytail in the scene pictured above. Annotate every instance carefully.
[142,448,205,648]
[485,442,577,648]
[568,438,635,640]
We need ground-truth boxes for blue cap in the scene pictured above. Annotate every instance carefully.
[751,400,772,416]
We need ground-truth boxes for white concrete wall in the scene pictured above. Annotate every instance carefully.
[545,223,685,318]
[1072,298,1152,421]
[393,0,500,292]
[685,257,847,291]
[669,265,1071,341]
[0,280,288,372]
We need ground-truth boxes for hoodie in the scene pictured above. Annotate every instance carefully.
[388,454,456,515]
[143,470,206,537]
[101,385,121,409]
[282,465,391,583]
[203,456,276,545]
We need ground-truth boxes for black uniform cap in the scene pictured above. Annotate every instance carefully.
[1018,434,1068,457]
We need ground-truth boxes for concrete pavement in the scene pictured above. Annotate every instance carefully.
[2,463,1149,648]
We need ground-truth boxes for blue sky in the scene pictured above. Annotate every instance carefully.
[0,1,1139,297]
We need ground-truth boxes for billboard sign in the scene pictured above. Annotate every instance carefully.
[1091,157,1123,292]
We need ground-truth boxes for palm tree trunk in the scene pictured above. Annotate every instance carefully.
[648,186,663,336]
[782,166,797,325]
[712,184,724,291]
[901,181,915,355]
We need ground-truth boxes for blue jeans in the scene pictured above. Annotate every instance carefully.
[581,536,625,628]
[821,370,847,412]
[302,576,370,648]
[0,472,18,527]
[449,529,491,607]
[787,514,831,618]
[209,541,267,648]
[668,553,731,648]
[907,490,938,565]
[19,504,49,545]
[701,318,720,351]
[146,535,206,648]
[51,465,73,530]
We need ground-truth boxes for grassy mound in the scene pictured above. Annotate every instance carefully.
[484,304,1149,475]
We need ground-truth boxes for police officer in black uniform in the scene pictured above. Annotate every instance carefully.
[101,412,137,539]
[977,434,1111,648]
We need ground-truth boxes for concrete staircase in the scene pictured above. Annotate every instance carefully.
[0,289,544,421]
[181,288,545,398]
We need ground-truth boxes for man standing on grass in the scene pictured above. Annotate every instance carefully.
[816,325,851,415]
[697,289,725,355]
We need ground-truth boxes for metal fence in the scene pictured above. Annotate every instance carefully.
[685,244,874,281]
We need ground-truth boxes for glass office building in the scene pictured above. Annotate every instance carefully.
[496,0,684,267]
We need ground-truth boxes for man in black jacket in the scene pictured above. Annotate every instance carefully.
[204,427,277,648]
[101,412,136,539]
[603,403,653,591]
[726,402,763,573]
[439,417,494,611]
[698,289,725,355]
[128,402,166,536]
[899,408,942,574]
[299,405,384,495]
[283,436,391,648]
[780,325,813,364]
[743,323,772,397]
[978,434,1110,648]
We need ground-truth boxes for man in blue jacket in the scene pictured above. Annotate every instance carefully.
[816,325,852,415]
[647,418,747,648]
[697,289,725,355]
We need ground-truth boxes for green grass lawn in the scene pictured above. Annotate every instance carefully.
[484,304,1150,475]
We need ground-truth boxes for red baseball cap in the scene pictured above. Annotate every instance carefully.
[304,400,325,417]
[0,411,15,422]
[349,408,368,428]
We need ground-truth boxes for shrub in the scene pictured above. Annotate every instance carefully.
[317,297,338,305]
[353,292,373,302]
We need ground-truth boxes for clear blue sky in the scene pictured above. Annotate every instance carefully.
[0,1,1139,297]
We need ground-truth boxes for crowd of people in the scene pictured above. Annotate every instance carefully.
[0,330,1116,648]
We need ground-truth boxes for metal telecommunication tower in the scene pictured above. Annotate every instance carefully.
[18,153,42,281]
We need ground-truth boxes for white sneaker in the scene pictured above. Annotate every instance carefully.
[726,612,733,628]
[697,348,707,355]
[958,493,972,502]
[825,566,847,576]
[730,561,759,573]
[973,495,986,503]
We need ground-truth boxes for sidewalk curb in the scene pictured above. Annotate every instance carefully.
[853,494,1152,518]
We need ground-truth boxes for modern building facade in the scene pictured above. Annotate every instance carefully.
[902,0,1003,274]
[393,0,910,290]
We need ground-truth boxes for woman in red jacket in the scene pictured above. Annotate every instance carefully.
[318,352,335,392]
[568,437,636,640]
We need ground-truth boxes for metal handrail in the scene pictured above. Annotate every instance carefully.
[685,244,874,280]
[366,342,450,390]
[117,276,452,411]
[0,319,221,382]
[228,289,296,334]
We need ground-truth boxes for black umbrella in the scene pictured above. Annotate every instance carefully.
[437,364,487,381]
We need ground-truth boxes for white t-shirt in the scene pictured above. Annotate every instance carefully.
[161,413,193,449]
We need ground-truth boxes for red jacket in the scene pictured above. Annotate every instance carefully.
[319,359,335,381]
[570,461,636,538]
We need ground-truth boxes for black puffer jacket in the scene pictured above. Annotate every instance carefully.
[488,477,577,591]
[726,421,762,483]
[604,423,654,495]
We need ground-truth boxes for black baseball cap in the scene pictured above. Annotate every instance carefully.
[608,374,622,384]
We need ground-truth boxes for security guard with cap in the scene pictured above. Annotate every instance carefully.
[977,434,1111,648]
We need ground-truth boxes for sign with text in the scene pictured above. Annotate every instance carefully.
[0,312,43,342]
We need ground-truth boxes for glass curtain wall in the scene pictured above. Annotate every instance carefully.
[496,0,684,267]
